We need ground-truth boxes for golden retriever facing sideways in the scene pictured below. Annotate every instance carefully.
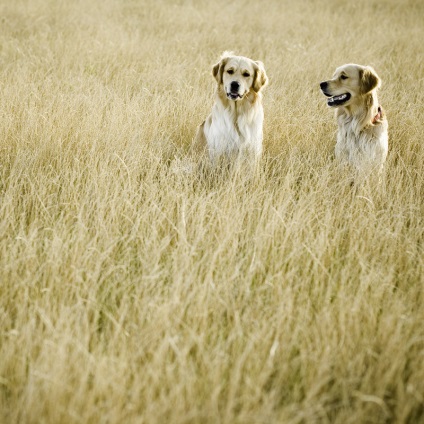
[193,52,268,162]
[320,64,388,174]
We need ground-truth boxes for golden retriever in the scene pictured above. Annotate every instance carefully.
[320,64,388,174]
[193,52,268,162]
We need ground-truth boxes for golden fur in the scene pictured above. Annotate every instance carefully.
[320,64,389,174]
[193,52,268,162]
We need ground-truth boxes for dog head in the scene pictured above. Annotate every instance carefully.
[212,52,268,101]
[320,64,381,108]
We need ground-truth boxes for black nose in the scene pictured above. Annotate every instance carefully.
[230,81,240,91]
[320,81,328,90]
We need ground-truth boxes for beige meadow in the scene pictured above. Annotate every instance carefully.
[0,0,423,423]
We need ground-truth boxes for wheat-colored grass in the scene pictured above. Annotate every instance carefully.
[1,0,423,423]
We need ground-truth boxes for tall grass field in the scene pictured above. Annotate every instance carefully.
[1,0,423,422]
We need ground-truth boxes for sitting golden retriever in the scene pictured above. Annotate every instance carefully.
[193,52,268,162]
[320,64,388,174]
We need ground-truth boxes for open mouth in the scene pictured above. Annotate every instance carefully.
[227,92,242,100]
[325,92,351,107]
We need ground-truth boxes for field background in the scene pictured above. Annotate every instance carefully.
[1,0,423,423]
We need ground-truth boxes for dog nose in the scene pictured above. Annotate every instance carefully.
[230,81,240,91]
[320,81,328,90]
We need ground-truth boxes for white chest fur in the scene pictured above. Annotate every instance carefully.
[335,115,388,172]
[204,97,264,159]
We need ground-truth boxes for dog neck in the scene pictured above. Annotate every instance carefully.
[337,90,381,131]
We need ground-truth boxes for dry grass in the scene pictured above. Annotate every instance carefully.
[1,0,423,423]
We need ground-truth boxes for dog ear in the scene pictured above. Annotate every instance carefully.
[360,66,380,94]
[253,61,268,93]
[212,57,228,84]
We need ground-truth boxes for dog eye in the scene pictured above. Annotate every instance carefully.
[243,72,250,77]
[340,75,348,80]
[227,69,234,75]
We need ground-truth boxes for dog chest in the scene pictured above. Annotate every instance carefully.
[206,104,263,156]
